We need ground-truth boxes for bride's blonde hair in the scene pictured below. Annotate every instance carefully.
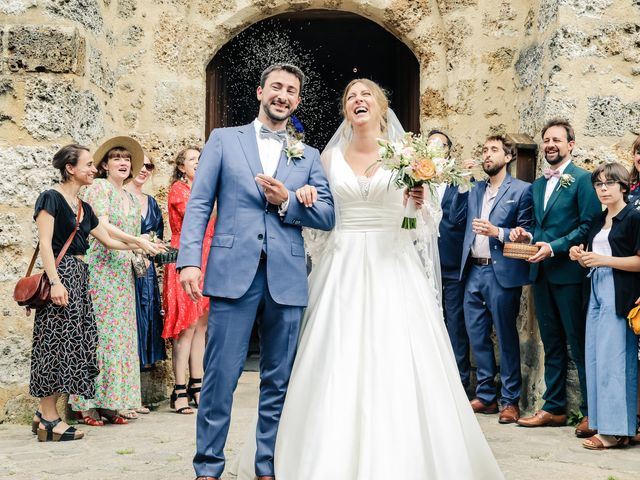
[341,78,389,134]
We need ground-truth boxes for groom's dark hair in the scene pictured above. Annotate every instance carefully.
[260,63,305,92]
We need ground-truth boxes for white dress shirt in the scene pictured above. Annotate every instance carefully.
[471,183,504,259]
[253,118,289,212]
[543,160,572,210]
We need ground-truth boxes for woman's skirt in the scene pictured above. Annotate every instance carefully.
[29,255,99,398]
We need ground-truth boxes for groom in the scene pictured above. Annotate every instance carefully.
[177,63,335,480]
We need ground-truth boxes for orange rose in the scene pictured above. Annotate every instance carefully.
[410,157,436,181]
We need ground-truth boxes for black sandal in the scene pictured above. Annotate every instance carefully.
[187,378,202,408]
[37,417,84,442]
[31,410,42,435]
[170,384,194,414]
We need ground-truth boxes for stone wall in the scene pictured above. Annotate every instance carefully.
[0,0,639,422]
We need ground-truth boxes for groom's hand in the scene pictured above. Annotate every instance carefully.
[256,174,289,205]
[179,266,203,302]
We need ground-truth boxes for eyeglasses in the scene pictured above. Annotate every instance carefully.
[142,163,155,171]
[594,180,618,189]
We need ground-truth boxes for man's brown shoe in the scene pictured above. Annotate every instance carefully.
[517,410,567,427]
[498,404,520,424]
[195,477,218,480]
[257,477,275,480]
[574,416,597,438]
[470,398,499,414]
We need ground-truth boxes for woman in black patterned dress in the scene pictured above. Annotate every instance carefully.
[30,144,160,442]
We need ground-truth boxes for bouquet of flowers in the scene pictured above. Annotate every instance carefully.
[377,133,473,229]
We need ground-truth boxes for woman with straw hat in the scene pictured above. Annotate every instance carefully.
[70,136,155,425]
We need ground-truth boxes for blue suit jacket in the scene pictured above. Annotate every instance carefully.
[176,124,335,307]
[452,174,533,289]
[438,186,466,280]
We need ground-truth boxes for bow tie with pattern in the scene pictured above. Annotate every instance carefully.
[259,126,287,142]
[543,168,561,180]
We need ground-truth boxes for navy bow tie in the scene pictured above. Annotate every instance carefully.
[259,126,287,142]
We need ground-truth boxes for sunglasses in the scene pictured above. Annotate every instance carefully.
[142,163,155,171]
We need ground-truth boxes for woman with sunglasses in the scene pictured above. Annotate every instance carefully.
[569,162,640,450]
[124,155,167,414]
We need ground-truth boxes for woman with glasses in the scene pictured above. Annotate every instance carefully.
[124,155,167,410]
[569,162,640,450]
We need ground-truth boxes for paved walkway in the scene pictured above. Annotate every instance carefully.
[1,372,639,480]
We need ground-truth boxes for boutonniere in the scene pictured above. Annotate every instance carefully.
[557,173,575,191]
[284,138,305,165]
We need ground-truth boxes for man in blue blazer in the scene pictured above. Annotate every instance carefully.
[430,130,471,393]
[177,64,335,480]
[452,135,533,424]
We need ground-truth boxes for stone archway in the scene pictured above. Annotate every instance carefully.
[205,10,421,148]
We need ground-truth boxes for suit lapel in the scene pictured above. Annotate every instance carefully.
[472,181,486,220]
[489,175,512,216]
[274,148,293,184]
[534,179,546,224]
[237,123,266,201]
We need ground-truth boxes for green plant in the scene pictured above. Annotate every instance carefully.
[116,448,135,455]
[567,409,583,427]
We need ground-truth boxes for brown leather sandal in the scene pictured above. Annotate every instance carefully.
[582,434,629,450]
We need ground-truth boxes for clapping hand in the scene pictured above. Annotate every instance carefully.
[256,174,289,205]
[569,244,587,267]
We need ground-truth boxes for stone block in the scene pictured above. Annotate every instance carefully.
[444,18,471,69]
[153,81,201,128]
[449,79,476,115]
[515,44,543,87]
[538,0,558,32]
[420,88,447,118]
[435,0,477,15]
[124,25,144,46]
[0,77,15,96]
[481,1,518,38]
[0,146,59,208]
[558,0,613,17]
[46,0,104,33]
[196,0,235,19]
[383,0,431,36]
[117,0,137,18]
[584,96,640,137]
[550,23,640,60]
[24,78,104,144]
[88,46,115,96]
[484,47,515,73]
[0,0,36,15]
[153,14,215,77]
[0,334,31,386]
[6,25,85,74]
[0,213,22,247]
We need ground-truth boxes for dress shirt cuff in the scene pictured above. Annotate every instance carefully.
[278,193,290,217]
[498,228,504,243]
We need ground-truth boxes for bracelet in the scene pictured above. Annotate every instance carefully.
[50,279,61,286]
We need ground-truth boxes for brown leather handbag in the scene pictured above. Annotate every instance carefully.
[14,202,82,315]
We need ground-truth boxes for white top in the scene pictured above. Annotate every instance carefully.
[592,227,612,256]
[253,118,284,177]
[544,160,572,210]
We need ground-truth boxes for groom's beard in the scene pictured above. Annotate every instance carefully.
[545,149,568,166]
[262,100,292,123]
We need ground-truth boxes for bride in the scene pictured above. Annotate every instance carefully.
[236,79,504,479]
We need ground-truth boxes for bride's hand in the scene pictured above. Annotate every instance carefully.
[405,186,425,209]
[296,185,318,208]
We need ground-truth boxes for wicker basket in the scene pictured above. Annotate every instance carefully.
[503,242,540,260]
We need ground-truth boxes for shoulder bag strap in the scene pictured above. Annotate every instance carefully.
[54,201,83,267]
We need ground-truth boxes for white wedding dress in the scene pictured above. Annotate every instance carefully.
[235,147,504,480]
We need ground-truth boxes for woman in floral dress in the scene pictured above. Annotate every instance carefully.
[163,146,215,414]
[70,137,151,424]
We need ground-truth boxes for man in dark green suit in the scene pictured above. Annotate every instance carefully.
[510,119,601,435]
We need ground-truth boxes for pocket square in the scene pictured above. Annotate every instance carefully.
[505,199,516,204]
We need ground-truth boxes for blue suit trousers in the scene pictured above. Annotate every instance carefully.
[463,264,522,406]
[193,259,303,477]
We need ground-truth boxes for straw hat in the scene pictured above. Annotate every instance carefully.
[93,136,144,183]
